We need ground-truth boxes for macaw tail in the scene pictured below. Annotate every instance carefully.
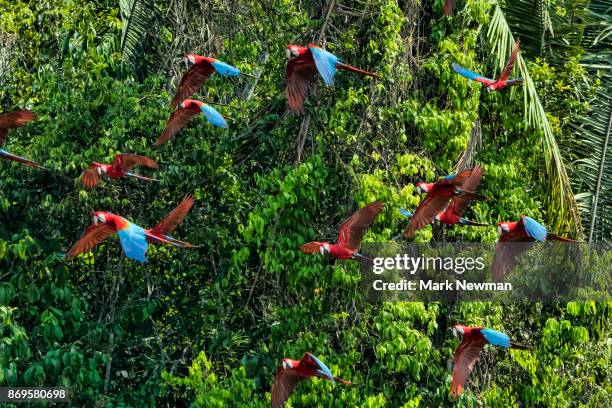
[146,232,200,248]
[546,233,584,243]
[337,63,380,78]
[460,218,490,227]
[353,252,373,262]
[333,377,354,385]
[456,188,488,201]
[126,172,159,182]
[510,341,532,350]
[443,0,453,15]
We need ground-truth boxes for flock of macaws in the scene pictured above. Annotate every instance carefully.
[2,36,578,405]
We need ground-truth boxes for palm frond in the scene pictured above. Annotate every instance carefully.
[119,0,155,75]
[487,5,582,237]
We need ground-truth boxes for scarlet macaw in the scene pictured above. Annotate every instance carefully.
[271,352,352,408]
[66,196,198,262]
[0,110,46,169]
[157,99,227,146]
[492,215,580,281]
[80,153,158,189]
[300,201,383,260]
[285,44,378,113]
[452,40,522,92]
[171,54,250,107]
[450,324,530,397]
[403,169,488,238]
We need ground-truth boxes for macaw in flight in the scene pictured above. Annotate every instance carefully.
[300,201,383,260]
[171,54,253,107]
[0,110,46,169]
[66,196,198,262]
[157,99,227,146]
[443,0,454,16]
[271,352,352,408]
[285,43,379,113]
[80,153,158,189]
[450,324,530,397]
[452,40,522,92]
[492,215,580,282]
[400,165,489,228]
[403,168,488,238]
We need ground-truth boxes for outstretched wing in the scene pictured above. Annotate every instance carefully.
[480,328,511,348]
[404,193,452,238]
[449,165,484,217]
[66,224,115,259]
[210,59,241,76]
[499,40,520,81]
[337,201,384,250]
[81,164,101,188]
[520,216,547,242]
[452,63,495,85]
[308,45,339,86]
[300,242,322,254]
[0,149,46,169]
[451,336,487,397]
[0,110,37,147]
[156,107,200,146]
[286,59,317,114]
[200,104,228,128]
[113,153,158,172]
[271,368,303,408]
[151,195,195,235]
[171,62,216,108]
[491,240,534,282]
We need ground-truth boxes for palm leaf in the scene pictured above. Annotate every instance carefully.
[119,0,155,75]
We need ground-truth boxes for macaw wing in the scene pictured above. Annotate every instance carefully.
[480,328,511,348]
[300,242,321,254]
[81,164,101,188]
[520,216,547,242]
[116,221,148,263]
[451,165,484,216]
[309,45,339,86]
[303,352,334,381]
[499,40,520,81]
[156,107,200,146]
[451,336,487,397]
[200,104,228,129]
[286,60,316,113]
[271,368,303,408]
[440,169,472,186]
[211,59,241,76]
[337,201,384,250]
[399,208,413,218]
[151,195,195,235]
[0,149,45,169]
[403,194,452,238]
[0,110,37,147]
[452,63,494,85]
[66,223,115,259]
[171,63,215,108]
[114,153,158,172]
[491,239,534,282]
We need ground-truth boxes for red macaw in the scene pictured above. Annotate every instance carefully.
[492,215,580,281]
[452,40,522,92]
[443,0,454,16]
[157,99,227,146]
[271,352,352,408]
[285,43,378,113]
[403,169,488,238]
[80,153,158,189]
[300,201,383,260]
[450,324,530,397]
[172,54,252,107]
[0,110,45,169]
[145,195,199,248]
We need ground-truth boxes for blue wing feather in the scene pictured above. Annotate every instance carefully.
[200,105,228,129]
[443,172,457,181]
[307,353,334,382]
[211,60,241,76]
[309,46,339,86]
[522,216,547,242]
[117,221,149,263]
[452,63,494,83]
[481,328,511,348]
[399,208,413,218]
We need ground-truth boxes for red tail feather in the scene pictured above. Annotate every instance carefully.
[337,63,379,78]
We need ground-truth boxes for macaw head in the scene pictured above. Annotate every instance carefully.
[185,54,197,66]
[92,162,106,175]
[497,222,511,235]
[281,358,295,370]
[451,324,466,337]
[486,85,494,93]
[286,45,300,60]
[320,243,331,255]
[435,213,442,221]
[415,182,429,194]
[92,211,107,225]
